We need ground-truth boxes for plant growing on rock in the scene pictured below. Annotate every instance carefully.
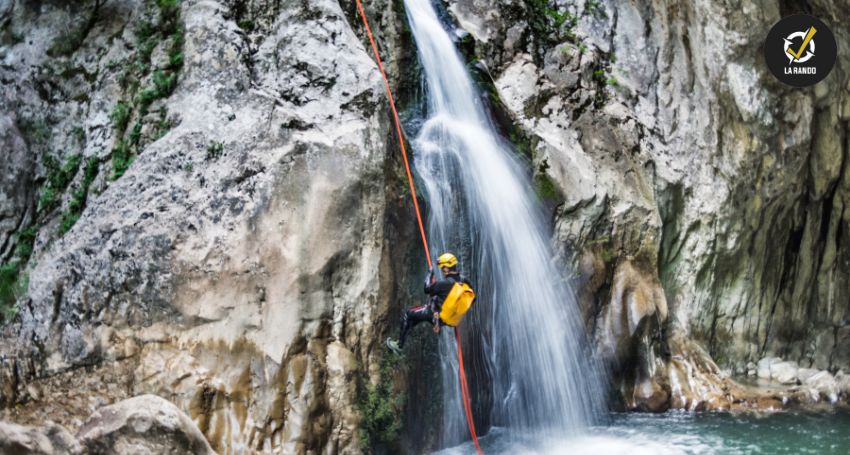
[358,352,404,449]
[206,141,224,160]
[61,157,100,233]
[106,0,185,182]
[38,154,82,213]
[0,224,39,319]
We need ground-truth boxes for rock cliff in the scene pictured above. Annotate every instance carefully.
[447,0,849,411]
[1,0,415,452]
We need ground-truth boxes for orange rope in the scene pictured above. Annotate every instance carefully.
[354,1,482,453]
[456,329,484,454]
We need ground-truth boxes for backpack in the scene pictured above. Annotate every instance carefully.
[439,282,475,327]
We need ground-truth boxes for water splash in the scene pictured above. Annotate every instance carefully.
[402,0,606,448]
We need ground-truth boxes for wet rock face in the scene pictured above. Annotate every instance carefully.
[447,0,850,409]
[1,0,412,452]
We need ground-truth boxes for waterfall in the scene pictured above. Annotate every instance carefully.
[401,0,606,448]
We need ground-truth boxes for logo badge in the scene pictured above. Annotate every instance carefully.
[764,14,836,87]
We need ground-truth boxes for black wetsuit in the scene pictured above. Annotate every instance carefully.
[398,271,470,347]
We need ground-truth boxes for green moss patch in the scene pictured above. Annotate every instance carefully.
[358,352,405,449]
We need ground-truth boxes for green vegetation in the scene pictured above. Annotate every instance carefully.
[358,352,404,449]
[237,19,256,33]
[10,30,25,44]
[38,154,82,213]
[111,101,131,131]
[111,140,133,180]
[107,0,185,182]
[534,173,560,201]
[529,0,579,43]
[206,141,224,160]
[17,117,51,145]
[593,68,618,87]
[129,121,143,146]
[0,263,25,319]
[154,107,175,139]
[585,0,607,18]
[61,157,100,233]
[0,224,39,320]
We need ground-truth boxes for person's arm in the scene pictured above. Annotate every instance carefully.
[424,269,435,294]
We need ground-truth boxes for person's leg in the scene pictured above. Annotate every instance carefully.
[398,304,434,348]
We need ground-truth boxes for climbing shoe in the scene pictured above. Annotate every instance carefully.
[386,337,402,355]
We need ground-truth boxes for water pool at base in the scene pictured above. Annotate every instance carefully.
[434,410,850,454]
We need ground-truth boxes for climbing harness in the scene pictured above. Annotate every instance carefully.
[354,1,483,453]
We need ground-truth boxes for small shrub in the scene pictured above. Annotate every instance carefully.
[111,101,131,132]
[38,154,81,213]
[111,140,133,180]
[206,141,224,160]
[60,211,81,234]
[10,31,25,44]
[238,19,255,32]
[585,0,607,18]
[135,19,158,41]
[82,157,99,188]
[38,186,57,213]
[183,161,193,173]
[138,36,158,61]
[169,51,183,68]
[155,107,175,139]
[14,227,38,260]
[0,262,25,319]
[129,121,143,146]
[157,0,181,16]
[152,70,177,96]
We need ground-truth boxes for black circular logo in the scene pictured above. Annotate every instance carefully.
[764,14,837,87]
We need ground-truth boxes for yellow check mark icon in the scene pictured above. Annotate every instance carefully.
[786,26,817,60]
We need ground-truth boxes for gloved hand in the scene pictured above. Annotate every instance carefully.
[424,268,435,287]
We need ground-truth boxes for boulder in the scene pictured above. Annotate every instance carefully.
[757,357,782,379]
[0,421,81,455]
[76,395,215,455]
[770,361,799,384]
[796,368,819,383]
[803,371,839,402]
[835,371,850,397]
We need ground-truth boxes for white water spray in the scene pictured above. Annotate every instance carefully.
[402,0,606,448]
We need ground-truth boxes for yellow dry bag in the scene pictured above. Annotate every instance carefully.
[439,282,475,327]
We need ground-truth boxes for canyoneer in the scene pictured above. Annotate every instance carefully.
[386,253,475,354]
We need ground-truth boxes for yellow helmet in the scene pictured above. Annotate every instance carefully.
[438,252,458,269]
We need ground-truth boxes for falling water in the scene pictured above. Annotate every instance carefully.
[401,0,606,449]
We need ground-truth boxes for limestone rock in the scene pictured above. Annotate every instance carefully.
[770,361,799,385]
[803,371,839,402]
[0,421,81,455]
[76,395,214,455]
[0,0,410,452]
[450,0,850,410]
